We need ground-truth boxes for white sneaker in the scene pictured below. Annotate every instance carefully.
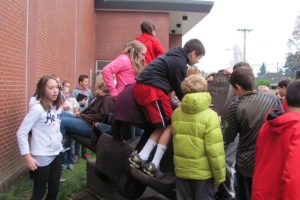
[68,164,75,170]
[60,178,67,183]
[62,164,68,170]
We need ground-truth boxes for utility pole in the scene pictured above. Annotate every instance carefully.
[237,28,252,62]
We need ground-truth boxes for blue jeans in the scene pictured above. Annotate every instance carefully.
[62,137,75,165]
[131,127,144,137]
[95,122,112,134]
[60,115,92,137]
[60,113,91,164]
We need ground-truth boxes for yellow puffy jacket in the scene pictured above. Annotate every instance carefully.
[172,92,226,183]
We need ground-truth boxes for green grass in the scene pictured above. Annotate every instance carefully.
[0,154,93,200]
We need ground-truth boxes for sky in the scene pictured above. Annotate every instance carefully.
[183,0,300,75]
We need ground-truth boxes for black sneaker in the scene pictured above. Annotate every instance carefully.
[143,162,164,179]
[128,152,146,169]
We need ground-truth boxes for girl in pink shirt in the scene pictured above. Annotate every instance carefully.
[102,40,146,96]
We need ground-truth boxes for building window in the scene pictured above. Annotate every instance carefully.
[95,60,111,75]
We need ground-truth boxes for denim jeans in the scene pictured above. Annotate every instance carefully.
[60,114,92,137]
[60,112,92,164]
[131,127,144,137]
[95,122,112,134]
[61,137,75,165]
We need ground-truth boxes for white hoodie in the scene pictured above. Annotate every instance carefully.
[17,99,63,156]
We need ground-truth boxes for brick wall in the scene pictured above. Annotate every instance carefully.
[27,0,77,99]
[75,0,95,86]
[169,34,182,49]
[94,11,169,60]
[0,0,28,190]
[0,0,94,190]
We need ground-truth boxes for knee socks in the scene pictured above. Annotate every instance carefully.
[152,144,167,168]
[139,138,157,161]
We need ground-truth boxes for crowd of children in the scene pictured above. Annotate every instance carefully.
[16,19,300,200]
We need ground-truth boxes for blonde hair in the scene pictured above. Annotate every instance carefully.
[95,74,109,94]
[181,74,207,94]
[186,66,201,77]
[123,40,146,74]
[258,85,270,93]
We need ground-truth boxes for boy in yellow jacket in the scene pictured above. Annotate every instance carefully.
[172,74,226,200]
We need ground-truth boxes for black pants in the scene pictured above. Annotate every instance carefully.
[31,154,62,200]
[236,169,252,200]
[176,178,214,200]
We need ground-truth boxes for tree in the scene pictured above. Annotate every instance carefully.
[288,14,300,52]
[257,62,267,77]
[256,79,271,87]
[283,52,300,78]
[284,14,300,78]
[278,68,284,75]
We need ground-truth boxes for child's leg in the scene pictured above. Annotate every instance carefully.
[61,133,70,169]
[131,83,172,171]
[74,141,79,161]
[142,126,171,178]
[46,155,62,200]
[129,128,163,169]
[67,139,75,169]
[194,179,215,200]
[138,128,163,160]
[176,178,193,200]
[31,165,51,199]
[151,125,171,168]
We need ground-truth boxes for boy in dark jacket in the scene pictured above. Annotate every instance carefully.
[129,39,205,178]
[224,66,283,200]
[252,80,300,200]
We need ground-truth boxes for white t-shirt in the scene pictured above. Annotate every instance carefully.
[64,97,79,115]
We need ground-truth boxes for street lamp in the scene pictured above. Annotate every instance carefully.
[237,28,252,62]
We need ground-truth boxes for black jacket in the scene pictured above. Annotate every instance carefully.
[80,94,114,124]
[224,92,283,177]
[136,47,189,101]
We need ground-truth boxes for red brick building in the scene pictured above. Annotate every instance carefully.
[0,0,213,190]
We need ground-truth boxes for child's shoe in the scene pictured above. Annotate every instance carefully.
[82,153,91,160]
[143,162,164,179]
[128,152,146,169]
[62,164,68,170]
[68,164,75,170]
[59,178,67,183]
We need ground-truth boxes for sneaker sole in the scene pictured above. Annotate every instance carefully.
[143,169,155,177]
[60,178,67,183]
[143,168,164,179]
[128,158,141,169]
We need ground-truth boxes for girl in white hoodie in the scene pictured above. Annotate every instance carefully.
[17,75,63,200]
